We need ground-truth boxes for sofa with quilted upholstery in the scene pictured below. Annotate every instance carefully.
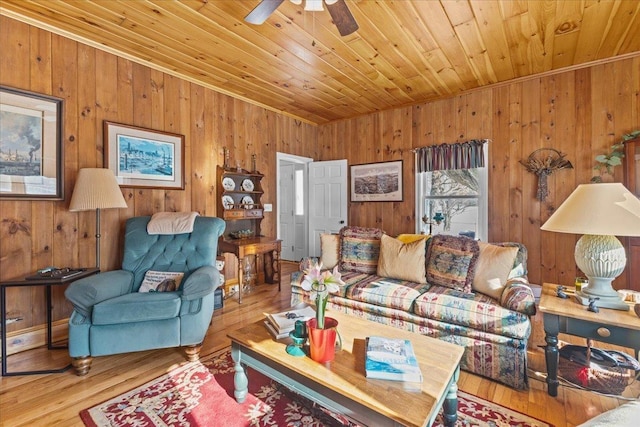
[291,226,536,390]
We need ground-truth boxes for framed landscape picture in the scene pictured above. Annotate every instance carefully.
[0,86,63,200]
[350,160,403,202]
[104,121,185,190]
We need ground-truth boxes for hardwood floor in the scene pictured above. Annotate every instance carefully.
[0,262,633,426]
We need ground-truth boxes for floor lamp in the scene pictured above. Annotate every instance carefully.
[69,168,128,269]
[541,183,640,310]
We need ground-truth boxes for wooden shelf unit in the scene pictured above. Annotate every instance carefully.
[216,166,265,240]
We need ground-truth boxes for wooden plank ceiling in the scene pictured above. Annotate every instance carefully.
[1,0,640,124]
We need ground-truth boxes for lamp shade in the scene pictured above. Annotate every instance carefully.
[69,168,127,211]
[540,183,640,237]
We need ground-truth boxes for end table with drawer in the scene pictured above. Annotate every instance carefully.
[538,282,640,396]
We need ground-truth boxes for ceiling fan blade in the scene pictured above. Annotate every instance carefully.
[245,0,285,25]
[326,0,359,36]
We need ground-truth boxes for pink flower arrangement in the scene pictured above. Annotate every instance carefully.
[300,260,344,329]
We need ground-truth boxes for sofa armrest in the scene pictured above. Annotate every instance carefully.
[181,265,219,301]
[500,276,537,316]
[64,270,134,317]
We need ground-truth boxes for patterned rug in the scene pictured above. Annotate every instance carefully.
[80,349,552,427]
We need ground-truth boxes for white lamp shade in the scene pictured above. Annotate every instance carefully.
[69,168,128,211]
[540,183,640,237]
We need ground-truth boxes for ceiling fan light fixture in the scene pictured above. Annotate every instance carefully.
[303,0,324,11]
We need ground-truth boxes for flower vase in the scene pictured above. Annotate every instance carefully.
[306,317,339,363]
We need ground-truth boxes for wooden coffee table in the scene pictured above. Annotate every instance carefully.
[227,310,464,427]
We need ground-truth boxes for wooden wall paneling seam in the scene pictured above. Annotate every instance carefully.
[554,71,578,286]
[507,83,524,246]
[491,86,510,243]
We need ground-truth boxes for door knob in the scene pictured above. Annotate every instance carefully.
[339,220,345,224]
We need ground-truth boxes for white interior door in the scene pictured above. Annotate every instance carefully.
[308,160,348,257]
[277,153,313,261]
[279,163,296,260]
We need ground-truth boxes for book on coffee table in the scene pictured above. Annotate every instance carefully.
[264,306,316,339]
[365,336,423,382]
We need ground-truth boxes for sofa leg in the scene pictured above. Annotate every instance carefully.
[184,344,202,362]
[71,356,93,376]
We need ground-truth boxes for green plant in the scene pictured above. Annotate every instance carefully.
[591,130,640,182]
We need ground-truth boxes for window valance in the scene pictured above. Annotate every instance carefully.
[414,139,488,172]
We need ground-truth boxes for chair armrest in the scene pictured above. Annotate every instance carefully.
[181,265,220,301]
[500,276,537,316]
[64,270,134,317]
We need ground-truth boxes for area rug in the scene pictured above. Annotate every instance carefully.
[80,349,551,427]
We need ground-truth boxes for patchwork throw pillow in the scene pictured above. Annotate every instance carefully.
[139,271,184,293]
[472,242,519,300]
[426,234,479,293]
[339,226,383,274]
[377,234,427,284]
[319,233,340,269]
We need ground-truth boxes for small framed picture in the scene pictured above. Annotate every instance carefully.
[0,86,64,200]
[350,160,403,202]
[104,121,185,190]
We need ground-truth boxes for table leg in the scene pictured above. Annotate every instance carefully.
[543,313,560,397]
[442,365,459,427]
[231,344,248,403]
[1,286,7,376]
[237,255,244,304]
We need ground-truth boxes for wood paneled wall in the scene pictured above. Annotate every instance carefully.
[0,17,317,334]
[316,56,640,289]
[1,15,639,338]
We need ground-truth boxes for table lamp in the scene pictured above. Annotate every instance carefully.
[69,168,128,268]
[541,183,640,310]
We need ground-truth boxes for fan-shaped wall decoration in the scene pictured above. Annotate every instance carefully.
[520,148,573,201]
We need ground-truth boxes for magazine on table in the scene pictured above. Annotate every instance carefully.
[365,336,423,383]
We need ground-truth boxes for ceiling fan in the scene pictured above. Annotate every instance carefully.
[245,0,359,36]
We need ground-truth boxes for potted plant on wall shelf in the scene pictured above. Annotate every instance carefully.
[591,130,640,182]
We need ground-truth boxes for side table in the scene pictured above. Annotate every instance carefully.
[218,236,281,304]
[0,267,99,376]
[538,282,640,396]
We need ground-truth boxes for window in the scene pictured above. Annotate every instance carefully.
[415,141,488,240]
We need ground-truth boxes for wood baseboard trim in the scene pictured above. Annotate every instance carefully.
[1,319,69,358]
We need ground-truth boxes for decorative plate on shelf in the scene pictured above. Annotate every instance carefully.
[222,177,235,191]
[241,195,254,209]
[222,195,234,210]
[241,178,254,192]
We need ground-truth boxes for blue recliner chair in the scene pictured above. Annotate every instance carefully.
[64,215,225,375]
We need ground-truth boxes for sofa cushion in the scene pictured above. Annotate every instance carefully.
[344,274,430,312]
[412,285,532,339]
[472,242,519,300]
[339,226,383,274]
[426,234,479,293]
[92,292,182,325]
[139,270,184,293]
[377,234,427,284]
[319,233,340,269]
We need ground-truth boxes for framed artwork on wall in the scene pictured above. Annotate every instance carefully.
[350,160,403,202]
[0,86,64,200]
[104,121,185,190]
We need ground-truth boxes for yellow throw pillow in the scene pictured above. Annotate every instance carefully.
[319,233,340,269]
[396,233,430,244]
[377,234,427,284]
[473,242,519,300]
